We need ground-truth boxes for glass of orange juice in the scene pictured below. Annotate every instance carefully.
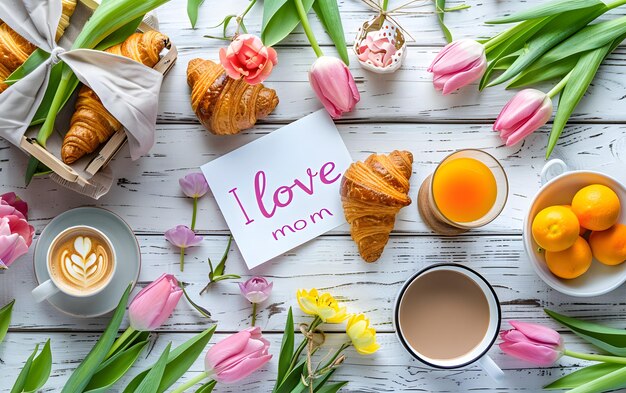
[418,149,508,235]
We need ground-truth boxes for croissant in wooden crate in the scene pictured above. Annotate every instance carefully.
[340,150,413,262]
[61,31,169,164]
[187,58,279,135]
[0,0,76,92]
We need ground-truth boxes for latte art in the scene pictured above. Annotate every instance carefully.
[49,228,115,295]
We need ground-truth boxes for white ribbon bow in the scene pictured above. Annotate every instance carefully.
[0,0,163,160]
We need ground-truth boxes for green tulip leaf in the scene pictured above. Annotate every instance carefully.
[195,380,217,393]
[84,340,149,393]
[275,359,307,393]
[486,0,603,24]
[315,381,349,393]
[507,55,578,88]
[480,50,522,91]
[261,0,315,47]
[291,369,338,393]
[23,339,52,393]
[545,363,626,390]
[487,4,607,87]
[4,49,50,85]
[0,299,15,344]
[95,16,144,51]
[111,331,150,358]
[546,44,610,158]
[123,326,216,393]
[568,366,626,393]
[61,284,132,393]
[10,343,38,393]
[545,309,626,355]
[181,284,212,318]
[435,0,452,43]
[274,307,295,390]
[485,17,553,62]
[133,343,171,393]
[312,0,349,65]
[187,0,205,28]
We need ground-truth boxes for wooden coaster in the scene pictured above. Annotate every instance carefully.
[417,174,468,236]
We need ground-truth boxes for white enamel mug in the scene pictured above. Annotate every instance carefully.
[393,263,504,381]
[32,225,117,302]
[524,159,626,297]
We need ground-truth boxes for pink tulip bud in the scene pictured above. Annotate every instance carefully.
[239,276,273,303]
[129,274,183,331]
[1,192,28,219]
[499,321,564,366]
[179,172,209,199]
[205,326,272,383]
[427,39,487,95]
[494,89,553,146]
[164,225,203,249]
[309,56,360,119]
[219,34,278,85]
[0,215,34,269]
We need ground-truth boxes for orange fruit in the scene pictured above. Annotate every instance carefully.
[532,205,580,252]
[562,205,586,236]
[589,224,626,266]
[545,236,592,279]
[571,184,620,231]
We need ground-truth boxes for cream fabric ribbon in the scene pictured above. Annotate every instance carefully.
[0,0,163,160]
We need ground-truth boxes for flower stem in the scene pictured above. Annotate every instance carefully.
[171,373,209,393]
[191,197,198,231]
[251,302,257,326]
[547,71,573,98]
[606,0,626,10]
[565,350,626,364]
[294,0,324,57]
[106,326,136,359]
[180,247,186,272]
[289,316,322,371]
[317,342,350,373]
[37,70,72,146]
[382,0,389,12]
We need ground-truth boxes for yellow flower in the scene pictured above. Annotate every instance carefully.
[296,288,348,324]
[346,313,380,355]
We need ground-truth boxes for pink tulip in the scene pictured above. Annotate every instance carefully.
[0,215,34,269]
[128,273,183,331]
[219,34,278,85]
[494,89,553,146]
[179,173,209,199]
[499,321,564,366]
[239,277,273,304]
[165,225,203,249]
[205,326,272,383]
[357,31,397,68]
[1,192,28,219]
[427,39,487,95]
[309,56,360,118]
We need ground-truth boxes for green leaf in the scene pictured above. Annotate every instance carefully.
[486,0,603,24]
[261,0,315,46]
[84,340,149,393]
[312,0,349,65]
[61,284,133,393]
[507,55,578,88]
[133,343,171,393]
[213,235,232,276]
[274,307,294,390]
[4,49,50,85]
[188,0,205,28]
[122,326,216,393]
[545,363,626,390]
[112,331,150,358]
[487,3,607,87]
[546,43,610,158]
[95,16,144,51]
[0,299,14,344]
[435,0,452,43]
[480,50,522,90]
[10,344,38,393]
[23,339,52,393]
[195,380,217,393]
[181,283,212,318]
[274,359,307,393]
[316,381,348,393]
[292,369,337,393]
[545,309,626,355]
[486,17,553,61]
[569,366,626,393]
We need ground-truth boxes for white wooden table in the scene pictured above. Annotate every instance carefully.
[2,0,626,391]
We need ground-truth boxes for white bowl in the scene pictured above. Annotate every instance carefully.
[523,164,626,297]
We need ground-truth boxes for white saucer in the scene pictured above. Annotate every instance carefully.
[33,207,141,317]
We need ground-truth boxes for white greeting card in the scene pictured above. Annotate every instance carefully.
[201,110,352,269]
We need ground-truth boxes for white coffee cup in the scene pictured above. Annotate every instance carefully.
[32,225,117,302]
[393,263,504,380]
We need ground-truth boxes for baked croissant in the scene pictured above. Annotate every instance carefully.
[340,150,413,262]
[187,58,279,135]
[0,0,76,92]
[61,31,169,164]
